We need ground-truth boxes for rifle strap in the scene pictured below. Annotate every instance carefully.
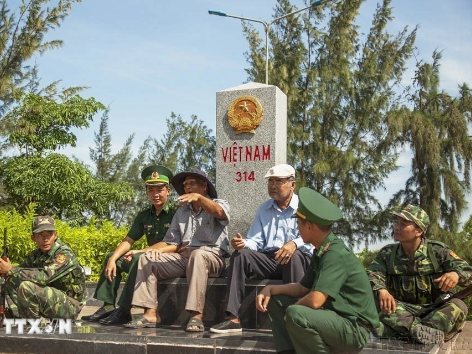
[387,243,400,275]
[427,240,441,274]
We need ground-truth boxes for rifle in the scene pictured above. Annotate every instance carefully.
[419,284,472,318]
[0,227,8,327]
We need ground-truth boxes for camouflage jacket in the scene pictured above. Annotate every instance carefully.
[367,239,472,305]
[8,238,86,305]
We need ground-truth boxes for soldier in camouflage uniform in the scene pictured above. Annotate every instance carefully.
[367,205,472,344]
[0,216,85,319]
[82,165,175,325]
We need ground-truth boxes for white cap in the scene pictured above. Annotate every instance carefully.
[264,164,296,179]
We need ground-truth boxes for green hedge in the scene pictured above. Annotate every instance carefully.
[0,206,146,281]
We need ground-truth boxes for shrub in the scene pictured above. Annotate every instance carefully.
[0,205,146,281]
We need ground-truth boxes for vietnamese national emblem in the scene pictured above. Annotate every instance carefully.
[227,96,264,134]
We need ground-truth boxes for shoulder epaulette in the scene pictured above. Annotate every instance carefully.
[140,205,152,212]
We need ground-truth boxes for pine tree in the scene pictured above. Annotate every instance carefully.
[89,109,113,182]
[390,51,472,240]
[0,0,81,115]
[147,113,216,180]
[243,0,417,246]
[108,113,216,226]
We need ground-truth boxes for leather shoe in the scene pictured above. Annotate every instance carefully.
[81,306,115,322]
[99,308,132,325]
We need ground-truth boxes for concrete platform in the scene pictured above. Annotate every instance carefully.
[2,278,470,354]
[1,305,465,354]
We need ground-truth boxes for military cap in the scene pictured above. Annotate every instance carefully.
[392,204,430,233]
[292,187,342,225]
[141,165,173,186]
[32,216,56,233]
[264,164,296,179]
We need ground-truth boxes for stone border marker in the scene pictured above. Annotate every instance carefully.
[216,82,287,239]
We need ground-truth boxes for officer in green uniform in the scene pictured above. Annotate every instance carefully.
[367,205,472,344]
[82,165,175,325]
[256,187,379,354]
[0,216,86,319]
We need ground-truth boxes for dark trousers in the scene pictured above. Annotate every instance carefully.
[268,295,369,354]
[224,249,311,318]
[93,251,143,311]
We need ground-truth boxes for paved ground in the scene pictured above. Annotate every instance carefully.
[78,306,472,354]
[435,321,472,354]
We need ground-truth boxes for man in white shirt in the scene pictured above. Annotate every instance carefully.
[210,164,313,334]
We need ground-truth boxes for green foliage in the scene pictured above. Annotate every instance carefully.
[0,0,82,115]
[461,215,472,242]
[109,113,216,225]
[0,206,146,281]
[0,205,37,262]
[145,113,216,179]
[243,0,417,246]
[356,248,379,269]
[2,93,105,155]
[88,109,137,225]
[389,52,472,240]
[1,153,134,223]
[89,108,135,184]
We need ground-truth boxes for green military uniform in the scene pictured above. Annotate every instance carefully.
[93,204,174,310]
[268,187,379,354]
[6,238,85,319]
[368,238,472,341]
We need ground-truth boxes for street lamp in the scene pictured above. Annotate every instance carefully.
[209,0,329,85]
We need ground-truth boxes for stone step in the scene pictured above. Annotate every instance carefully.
[0,314,442,354]
[85,278,280,330]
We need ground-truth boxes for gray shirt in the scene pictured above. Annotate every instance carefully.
[163,198,230,256]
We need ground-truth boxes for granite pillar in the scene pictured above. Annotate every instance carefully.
[216,82,287,239]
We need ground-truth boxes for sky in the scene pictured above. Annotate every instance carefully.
[15,0,472,247]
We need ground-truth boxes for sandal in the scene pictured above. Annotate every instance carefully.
[123,316,158,328]
[185,318,204,332]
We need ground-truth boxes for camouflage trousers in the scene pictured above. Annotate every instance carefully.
[6,274,82,320]
[375,298,468,341]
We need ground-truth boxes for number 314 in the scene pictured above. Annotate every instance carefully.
[235,171,255,182]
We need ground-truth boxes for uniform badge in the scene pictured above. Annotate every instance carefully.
[38,217,50,225]
[55,253,67,264]
[324,242,331,252]
[164,223,171,228]
[449,251,462,260]
[227,95,264,134]
[318,242,331,256]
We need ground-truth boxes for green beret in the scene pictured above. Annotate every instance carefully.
[292,187,342,225]
[141,165,173,186]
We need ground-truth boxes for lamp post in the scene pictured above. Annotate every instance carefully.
[209,0,328,85]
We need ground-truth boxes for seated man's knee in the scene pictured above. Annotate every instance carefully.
[230,248,251,263]
[130,252,142,262]
[18,281,37,300]
[267,295,294,314]
[189,248,206,261]
[285,304,302,322]
[450,298,468,316]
